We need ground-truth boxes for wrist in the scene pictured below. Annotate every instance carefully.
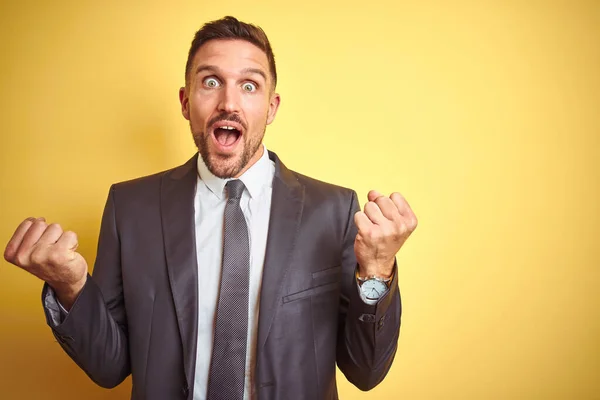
[51,277,86,311]
[356,270,391,281]
[357,258,395,280]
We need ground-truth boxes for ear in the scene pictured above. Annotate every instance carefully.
[179,87,190,120]
[266,92,281,125]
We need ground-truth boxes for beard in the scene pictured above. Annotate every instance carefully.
[191,113,267,179]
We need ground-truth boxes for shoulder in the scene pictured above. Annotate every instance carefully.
[112,168,171,191]
[270,150,358,206]
[108,154,197,201]
[287,169,358,212]
[282,168,360,236]
[293,170,354,197]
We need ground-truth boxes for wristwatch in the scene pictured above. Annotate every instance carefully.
[356,270,392,304]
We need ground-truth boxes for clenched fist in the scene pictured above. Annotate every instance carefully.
[3,217,88,310]
[354,190,418,278]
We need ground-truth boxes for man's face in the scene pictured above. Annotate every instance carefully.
[179,39,280,179]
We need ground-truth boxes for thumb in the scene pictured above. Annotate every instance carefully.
[367,190,382,202]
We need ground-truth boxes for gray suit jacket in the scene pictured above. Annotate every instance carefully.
[42,150,402,400]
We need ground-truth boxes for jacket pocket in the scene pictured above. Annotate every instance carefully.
[311,265,342,281]
[282,282,339,304]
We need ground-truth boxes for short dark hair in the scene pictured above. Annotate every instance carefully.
[184,16,277,89]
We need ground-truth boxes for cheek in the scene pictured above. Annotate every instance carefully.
[242,97,270,124]
[189,96,214,125]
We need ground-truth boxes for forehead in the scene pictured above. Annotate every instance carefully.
[192,39,270,78]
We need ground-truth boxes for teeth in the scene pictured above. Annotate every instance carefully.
[222,126,235,130]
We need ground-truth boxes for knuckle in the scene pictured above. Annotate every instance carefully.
[411,218,418,230]
[3,246,14,263]
[369,228,382,241]
[19,219,34,230]
[48,249,64,266]
[359,227,371,239]
[34,220,48,229]
[64,230,77,240]
[406,216,417,230]
[390,228,402,241]
[386,227,399,241]
[396,222,407,235]
[15,252,29,267]
[30,248,46,266]
[404,220,412,230]
[49,223,63,232]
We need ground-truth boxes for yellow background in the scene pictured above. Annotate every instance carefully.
[1,0,598,399]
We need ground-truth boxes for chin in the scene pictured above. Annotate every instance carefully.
[195,130,260,179]
[205,153,244,179]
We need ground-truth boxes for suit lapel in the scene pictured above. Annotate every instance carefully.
[159,150,304,387]
[257,151,305,353]
[161,153,199,391]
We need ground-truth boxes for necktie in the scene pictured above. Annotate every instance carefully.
[207,179,250,400]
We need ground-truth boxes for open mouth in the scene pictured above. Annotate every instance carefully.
[214,125,241,146]
[211,121,244,150]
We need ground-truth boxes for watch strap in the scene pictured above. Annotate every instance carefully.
[355,268,394,288]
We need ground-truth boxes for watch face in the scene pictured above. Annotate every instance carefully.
[361,279,387,299]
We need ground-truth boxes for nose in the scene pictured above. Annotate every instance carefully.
[217,84,241,114]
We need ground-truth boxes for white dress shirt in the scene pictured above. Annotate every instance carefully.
[192,144,274,400]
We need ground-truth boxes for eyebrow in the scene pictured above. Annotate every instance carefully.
[195,64,267,82]
[240,67,267,82]
[195,64,219,75]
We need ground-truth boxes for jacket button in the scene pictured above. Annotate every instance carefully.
[359,313,376,323]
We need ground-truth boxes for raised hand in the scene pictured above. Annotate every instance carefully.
[354,190,418,278]
[4,217,88,310]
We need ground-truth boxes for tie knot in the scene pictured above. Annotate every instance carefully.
[226,179,245,200]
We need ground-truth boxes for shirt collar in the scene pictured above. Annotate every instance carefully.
[196,144,273,200]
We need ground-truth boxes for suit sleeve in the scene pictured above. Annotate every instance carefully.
[41,185,131,388]
[336,190,402,391]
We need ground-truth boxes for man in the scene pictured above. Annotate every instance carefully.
[4,16,417,400]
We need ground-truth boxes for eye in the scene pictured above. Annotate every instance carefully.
[242,82,257,92]
[204,77,220,88]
